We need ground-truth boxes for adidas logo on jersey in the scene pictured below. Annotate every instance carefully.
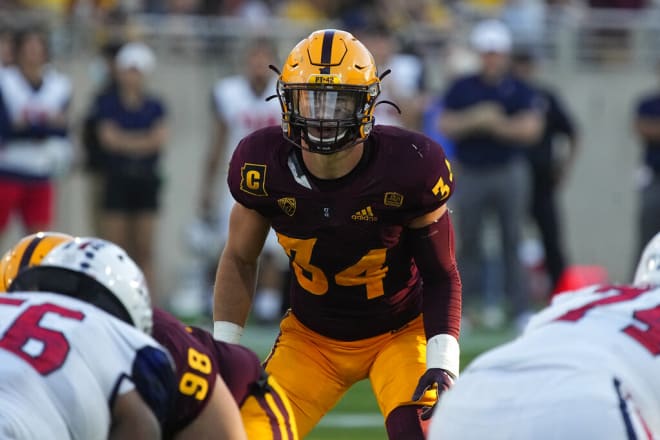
[351,206,378,222]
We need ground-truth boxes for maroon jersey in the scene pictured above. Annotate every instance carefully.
[228,125,455,340]
[152,308,263,435]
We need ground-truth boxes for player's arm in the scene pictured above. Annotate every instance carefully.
[408,202,462,419]
[408,204,461,378]
[110,389,161,440]
[174,375,247,440]
[213,202,271,342]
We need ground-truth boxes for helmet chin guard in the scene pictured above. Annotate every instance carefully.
[277,29,381,154]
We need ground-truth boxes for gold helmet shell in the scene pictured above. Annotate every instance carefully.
[277,29,381,154]
[0,231,75,292]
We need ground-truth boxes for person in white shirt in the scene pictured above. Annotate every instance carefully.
[198,38,286,323]
[0,28,73,237]
[429,231,660,439]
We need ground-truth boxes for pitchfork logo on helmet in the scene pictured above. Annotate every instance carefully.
[277,29,381,154]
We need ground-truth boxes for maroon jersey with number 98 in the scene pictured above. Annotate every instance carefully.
[151,308,262,436]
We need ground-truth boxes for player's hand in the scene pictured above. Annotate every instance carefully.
[411,368,454,421]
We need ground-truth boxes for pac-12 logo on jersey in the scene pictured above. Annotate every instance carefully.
[240,163,268,196]
[278,197,296,216]
[383,192,404,208]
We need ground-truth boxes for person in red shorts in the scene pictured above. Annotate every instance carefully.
[0,28,73,236]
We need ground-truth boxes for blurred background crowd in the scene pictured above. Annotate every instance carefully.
[1,0,660,330]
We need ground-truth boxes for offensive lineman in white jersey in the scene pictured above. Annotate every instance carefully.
[429,231,660,439]
[0,233,175,440]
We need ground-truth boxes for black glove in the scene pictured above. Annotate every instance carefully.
[411,368,454,421]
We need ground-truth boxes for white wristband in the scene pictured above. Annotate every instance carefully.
[426,334,460,378]
[213,321,244,344]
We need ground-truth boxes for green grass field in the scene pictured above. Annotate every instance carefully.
[241,324,517,439]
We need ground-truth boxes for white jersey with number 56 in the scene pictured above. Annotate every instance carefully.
[0,292,172,440]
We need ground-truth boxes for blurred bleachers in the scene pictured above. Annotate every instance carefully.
[1,3,659,306]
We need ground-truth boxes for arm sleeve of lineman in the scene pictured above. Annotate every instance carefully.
[131,345,177,426]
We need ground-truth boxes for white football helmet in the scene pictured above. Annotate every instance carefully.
[633,232,660,287]
[10,237,153,333]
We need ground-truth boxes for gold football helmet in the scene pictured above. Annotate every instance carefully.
[0,231,75,292]
[277,29,381,154]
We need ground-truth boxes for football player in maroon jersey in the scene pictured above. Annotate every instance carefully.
[152,307,298,439]
[212,29,462,439]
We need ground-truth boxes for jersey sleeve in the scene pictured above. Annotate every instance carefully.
[131,345,177,425]
[94,314,176,426]
[226,128,276,216]
[400,132,455,222]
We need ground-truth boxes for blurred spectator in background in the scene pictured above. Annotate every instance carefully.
[0,27,73,239]
[423,44,481,161]
[356,23,426,130]
[440,19,543,329]
[95,41,168,302]
[500,0,547,51]
[275,0,338,22]
[632,58,660,276]
[197,38,286,323]
[375,0,454,34]
[511,47,579,297]
[81,39,122,235]
[585,0,649,64]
